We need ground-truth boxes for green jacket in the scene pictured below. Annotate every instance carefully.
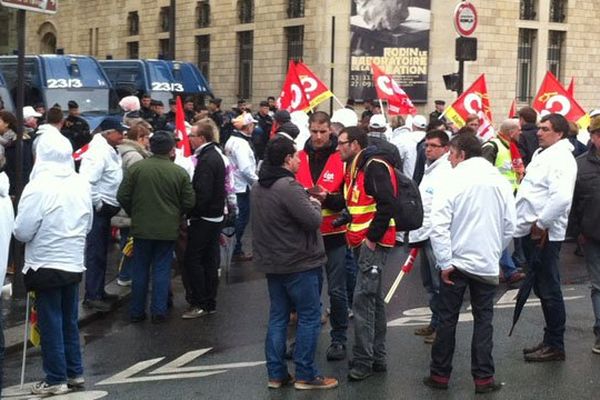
[117,155,195,241]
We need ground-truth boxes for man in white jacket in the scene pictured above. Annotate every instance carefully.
[14,132,93,396]
[424,134,516,394]
[408,130,452,344]
[79,118,124,312]
[224,112,258,261]
[514,113,577,362]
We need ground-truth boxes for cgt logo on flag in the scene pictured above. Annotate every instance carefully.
[532,71,589,129]
[277,61,333,113]
[371,63,417,116]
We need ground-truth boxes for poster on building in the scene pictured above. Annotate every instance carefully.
[349,0,431,103]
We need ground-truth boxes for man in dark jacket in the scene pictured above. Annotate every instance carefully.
[366,114,403,170]
[181,122,226,319]
[251,136,338,390]
[117,131,195,323]
[570,117,600,354]
[253,101,273,161]
[517,106,539,167]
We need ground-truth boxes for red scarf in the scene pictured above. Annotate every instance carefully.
[499,133,524,182]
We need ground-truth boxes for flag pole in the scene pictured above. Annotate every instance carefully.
[332,94,345,109]
[20,292,31,389]
[378,98,388,123]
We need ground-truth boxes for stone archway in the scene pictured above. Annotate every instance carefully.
[37,21,58,54]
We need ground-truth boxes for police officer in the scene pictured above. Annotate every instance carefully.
[429,100,447,124]
[62,101,91,151]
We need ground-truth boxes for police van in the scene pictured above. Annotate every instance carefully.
[0,55,115,129]
[98,59,212,105]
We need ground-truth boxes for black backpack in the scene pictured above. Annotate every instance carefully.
[366,158,424,232]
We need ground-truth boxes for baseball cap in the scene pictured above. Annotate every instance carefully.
[23,106,42,119]
[68,100,79,109]
[412,115,428,129]
[369,114,387,129]
[232,112,258,129]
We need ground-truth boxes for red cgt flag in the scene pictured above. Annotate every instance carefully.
[277,61,311,113]
[444,74,495,141]
[294,62,334,110]
[175,96,192,157]
[371,63,417,116]
[508,98,517,118]
[532,71,589,129]
[567,77,575,97]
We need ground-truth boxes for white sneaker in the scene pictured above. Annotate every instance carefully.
[31,381,70,395]
[181,307,207,319]
[117,278,132,287]
[67,376,85,387]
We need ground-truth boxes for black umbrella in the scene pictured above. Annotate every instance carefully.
[508,270,536,336]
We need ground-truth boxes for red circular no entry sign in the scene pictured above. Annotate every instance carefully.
[454,1,478,37]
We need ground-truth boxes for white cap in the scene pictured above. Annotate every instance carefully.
[369,114,387,129]
[23,106,42,119]
[412,115,427,130]
[331,108,358,127]
[232,112,258,129]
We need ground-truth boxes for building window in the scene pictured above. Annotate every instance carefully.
[127,42,139,59]
[287,0,305,18]
[196,1,210,28]
[238,31,253,99]
[549,0,567,23]
[127,11,139,35]
[196,35,210,80]
[519,0,537,20]
[159,38,170,59]
[238,0,254,24]
[160,7,171,32]
[516,28,536,103]
[547,30,565,80]
[286,26,304,62]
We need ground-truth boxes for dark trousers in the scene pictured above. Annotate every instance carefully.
[182,219,222,311]
[84,211,111,301]
[431,269,496,381]
[325,245,348,344]
[234,192,250,255]
[420,240,441,329]
[522,235,565,350]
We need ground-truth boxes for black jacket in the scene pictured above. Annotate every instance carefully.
[518,122,539,167]
[189,142,226,220]
[367,132,403,170]
[570,149,600,242]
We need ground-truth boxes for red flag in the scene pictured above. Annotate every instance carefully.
[508,99,517,118]
[73,143,90,161]
[567,77,575,97]
[294,62,334,110]
[175,96,192,157]
[444,74,494,141]
[371,63,417,116]
[532,71,589,129]
[277,61,311,113]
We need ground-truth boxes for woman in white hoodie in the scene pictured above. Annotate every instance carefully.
[14,131,93,396]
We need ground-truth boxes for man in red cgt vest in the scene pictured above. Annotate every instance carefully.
[295,111,350,361]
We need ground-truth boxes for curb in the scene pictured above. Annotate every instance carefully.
[3,280,131,355]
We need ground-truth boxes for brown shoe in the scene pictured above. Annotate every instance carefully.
[294,376,338,390]
[507,271,526,284]
[268,374,295,389]
[524,346,565,362]
[424,331,436,344]
[414,326,435,336]
[522,342,545,355]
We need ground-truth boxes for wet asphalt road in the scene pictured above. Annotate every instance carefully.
[2,243,599,399]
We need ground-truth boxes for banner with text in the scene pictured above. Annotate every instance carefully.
[349,0,431,103]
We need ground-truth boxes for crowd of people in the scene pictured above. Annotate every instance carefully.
[0,91,598,396]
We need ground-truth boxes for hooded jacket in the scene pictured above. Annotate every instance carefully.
[251,165,326,274]
[79,133,123,208]
[0,171,14,285]
[14,132,94,274]
[570,148,600,242]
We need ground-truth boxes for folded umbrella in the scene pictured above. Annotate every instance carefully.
[508,270,536,336]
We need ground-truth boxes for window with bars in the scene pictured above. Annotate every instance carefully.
[287,0,305,18]
[548,30,565,80]
[160,7,171,32]
[519,0,537,20]
[196,35,210,80]
[127,11,139,35]
[196,1,211,28]
[549,0,567,23]
[286,26,304,62]
[159,38,170,59]
[127,42,139,59]
[516,28,536,103]
[238,31,253,99]
[238,0,254,24]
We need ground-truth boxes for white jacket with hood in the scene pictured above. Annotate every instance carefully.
[14,132,93,274]
[79,133,123,208]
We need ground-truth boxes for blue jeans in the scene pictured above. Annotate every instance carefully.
[500,247,518,279]
[522,235,565,351]
[85,211,111,301]
[420,241,441,329]
[118,227,132,281]
[583,239,600,336]
[130,239,175,318]
[325,245,348,344]
[265,268,321,382]
[36,283,83,385]
[234,191,250,255]
[345,247,358,310]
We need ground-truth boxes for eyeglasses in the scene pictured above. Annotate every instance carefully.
[425,143,444,148]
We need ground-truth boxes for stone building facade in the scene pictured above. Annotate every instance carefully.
[3,0,599,117]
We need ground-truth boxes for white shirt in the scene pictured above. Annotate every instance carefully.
[224,132,258,194]
[393,129,426,178]
[515,139,577,241]
[430,157,516,276]
[409,154,452,243]
[0,172,14,284]
[79,134,123,208]
[14,133,94,274]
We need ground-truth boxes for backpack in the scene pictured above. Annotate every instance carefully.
[365,158,424,232]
